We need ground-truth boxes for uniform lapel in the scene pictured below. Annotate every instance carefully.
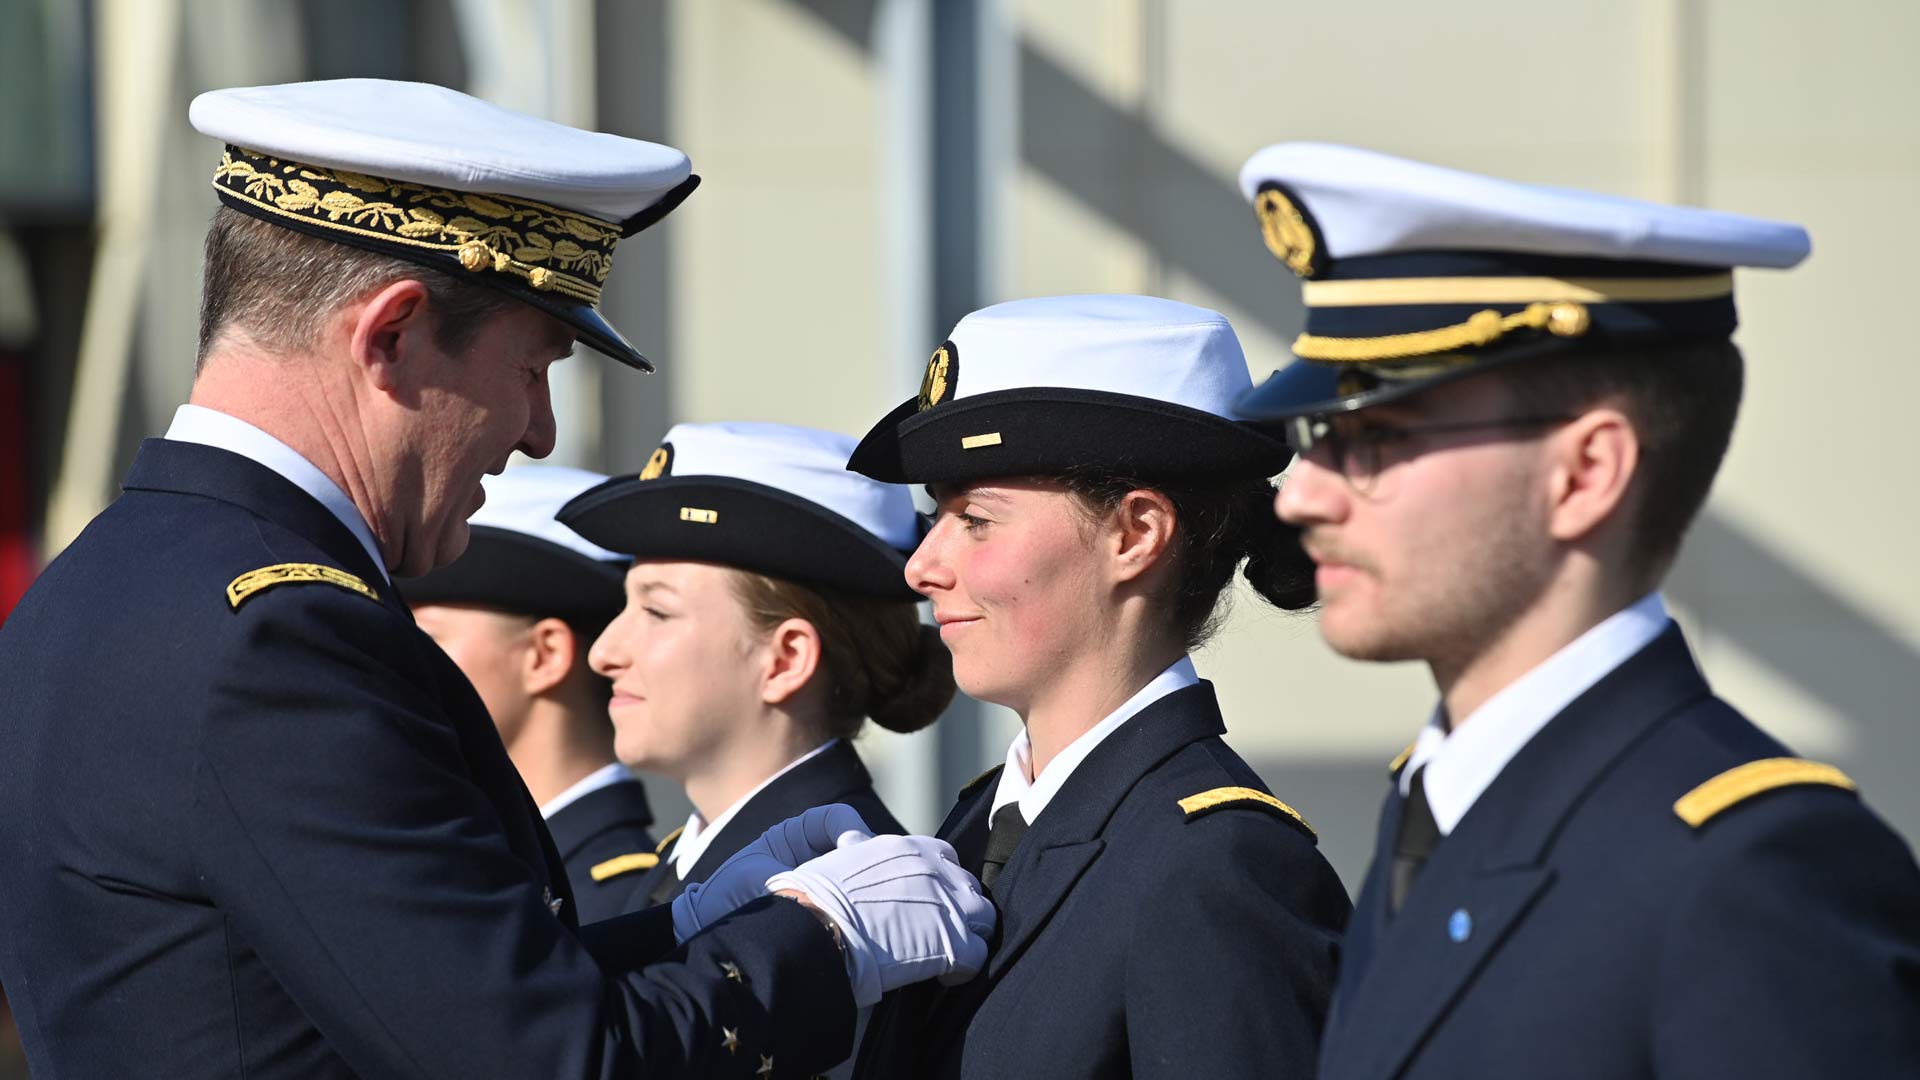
[984,683,1225,981]
[1321,627,1712,1080]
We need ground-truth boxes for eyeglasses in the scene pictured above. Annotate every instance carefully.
[1283,413,1575,495]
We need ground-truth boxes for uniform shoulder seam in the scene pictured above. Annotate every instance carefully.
[1674,757,1857,828]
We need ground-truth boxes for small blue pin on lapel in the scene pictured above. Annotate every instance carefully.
[1448,908,1472,943]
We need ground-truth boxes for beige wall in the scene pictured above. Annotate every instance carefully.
[645,0,1920,878]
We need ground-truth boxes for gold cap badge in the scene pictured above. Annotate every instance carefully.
[918,340,958,412]
[1254,182,1324,279]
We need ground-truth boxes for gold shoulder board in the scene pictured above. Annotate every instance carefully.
[589,852,661,882]
[1674,757,1857,828]
[1178,786,1317,839]
[1389,741,1416,776]
[227,563,379,610]
[653,825,686,856]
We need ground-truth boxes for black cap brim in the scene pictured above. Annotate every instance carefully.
[848,388,1292,485]
[1236,335,1591,422]
[397,526,627,627]
[558,475,920,601]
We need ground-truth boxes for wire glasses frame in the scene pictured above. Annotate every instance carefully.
[1282,413,1576,494]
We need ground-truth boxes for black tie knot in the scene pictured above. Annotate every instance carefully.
[979,802,1030,892]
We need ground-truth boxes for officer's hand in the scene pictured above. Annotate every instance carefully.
[670,803,872,941]
[765,831,996,1008]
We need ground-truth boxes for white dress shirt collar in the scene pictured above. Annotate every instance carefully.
[669,738,841,876]
[539,761,637,820]
[163,404,388,582]
[991,656,1200,826]
[1401,592,1672,835]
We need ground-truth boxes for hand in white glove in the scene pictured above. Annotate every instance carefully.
[766,831,996,1008]
[670,803,872,942]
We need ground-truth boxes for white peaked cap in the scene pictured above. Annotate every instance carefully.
[191,79,691,222]
[1237,142,1810,270]
[471,466,624,562]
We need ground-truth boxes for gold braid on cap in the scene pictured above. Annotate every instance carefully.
[1293,301,1592,363]
[212,147,620,305]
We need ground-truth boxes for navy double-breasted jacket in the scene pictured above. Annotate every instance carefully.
[1320,625,1920,1080]
[0,439,853,1079]
[624,739,905,911]
[855,682,1351,1079]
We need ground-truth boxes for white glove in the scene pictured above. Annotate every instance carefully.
[670,803,873,942]
[766,831,996,1008]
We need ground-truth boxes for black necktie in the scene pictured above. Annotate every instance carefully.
[1390,766,1441,914]
[979,803,1029,892]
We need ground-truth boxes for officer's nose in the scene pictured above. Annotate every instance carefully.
[1276,457,1348,527]
[519,381,558,460]
[588,611,627,678]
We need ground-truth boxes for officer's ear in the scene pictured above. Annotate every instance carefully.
[758,617,823,708]
[521,617,580,696]
[1544,404,1639,546]
[1105,488,1178,586]
[348,278,434,395]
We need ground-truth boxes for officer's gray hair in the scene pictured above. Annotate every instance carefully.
[195,206,519,371]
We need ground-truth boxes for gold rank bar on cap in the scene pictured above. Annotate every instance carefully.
[212,146,620,306]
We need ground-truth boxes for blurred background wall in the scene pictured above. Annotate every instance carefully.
[3,2,1917,1070]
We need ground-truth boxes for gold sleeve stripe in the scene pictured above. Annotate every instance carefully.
[1674,758,1857,828]
[589,852,661,882]
[227,563,379,609]
[1178,786,1316,837]
[654,826,686,855]
[1301,273,1733,308]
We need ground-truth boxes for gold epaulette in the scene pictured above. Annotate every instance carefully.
[589,852,661,882]
[1389,741,1416,776]
[1674,757,1857,828]
[653,825,685,856]
[227,563,379,610]
[1178,786,1317,840]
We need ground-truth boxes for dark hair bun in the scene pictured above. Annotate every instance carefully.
[1241,511,1317,611]
[868,624,956,733]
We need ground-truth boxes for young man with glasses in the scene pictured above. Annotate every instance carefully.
[1236,143,1920,1079]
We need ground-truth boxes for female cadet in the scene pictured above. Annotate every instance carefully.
[555,422,954,912]
[848,295,1351,1080]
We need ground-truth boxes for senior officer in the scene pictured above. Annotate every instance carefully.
[0,79,992,1080]
[1237,143,1920,1079]
[403,464,658,922]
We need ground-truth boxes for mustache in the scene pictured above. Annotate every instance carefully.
[1301,529,1375,574]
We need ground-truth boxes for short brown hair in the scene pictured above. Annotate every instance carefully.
[196,206,521,369]
[1493,338,1745,582]
[1062,470,1317,651]
[729,571,955,737]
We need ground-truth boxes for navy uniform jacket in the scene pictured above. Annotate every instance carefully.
[626,738,905,911]
[855,682,1351,1080]
[548,778,657,924]
[0,440,854,1079]
[1320,625,1920,1080]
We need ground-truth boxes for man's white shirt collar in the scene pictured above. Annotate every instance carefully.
[1400,592,1672,835]
[163,404,388,582]
[669,739,840,877]
[540,761,636,820]
[991,656,1200,826]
